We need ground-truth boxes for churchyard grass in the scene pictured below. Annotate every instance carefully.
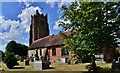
[1,61,34,71]
[1,61,112,71]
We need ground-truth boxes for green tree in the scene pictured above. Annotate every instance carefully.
[4,52,17,69]
[5,40,18,54]
[59,1,120,65]
[17,43,28,58]
[59,2,120,72]
[22,45,28,57]
[5,40,28,58]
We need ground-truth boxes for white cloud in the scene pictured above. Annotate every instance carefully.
[18,6,42,32]
[0,16,4,23]
[17,0,32,8]
[54,20,62,30]
[45,1,71,8]
[57,2,72,8]
[54,19,70,30]
[0,6,42,51]
[0,44,6,52]
[25,2,31,7]
[47,2,56,8]
[17,0,33,3]
[17,0,21,3]
[0,16,22,42]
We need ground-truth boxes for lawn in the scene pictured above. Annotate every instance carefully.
[1,61,34,71]
[0,61,112,71]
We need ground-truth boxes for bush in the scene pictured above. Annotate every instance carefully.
[4,52,17,69]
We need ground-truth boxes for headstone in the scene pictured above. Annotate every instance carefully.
[20,59,24,62]
[31,58,34,62]
[42,60,49,69]
[30,56,34,62]
[25,60,29,65]
[34,60,50,70]
[34,60,42,70]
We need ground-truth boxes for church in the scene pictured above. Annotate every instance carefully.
[28,10,69,61]
[28,10,117,62]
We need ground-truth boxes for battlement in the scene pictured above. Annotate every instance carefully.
[31,10,47,20]
[29,10,49,45]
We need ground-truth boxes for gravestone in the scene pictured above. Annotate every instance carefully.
[25,60,29,65]
[30,56,34,62]
[31,58,34,62]
[34,60,50,70]
[20,59,24,62]
[42,60,49,69]
[34,60,42,70]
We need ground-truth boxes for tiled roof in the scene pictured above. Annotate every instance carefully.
[28,31,73,50]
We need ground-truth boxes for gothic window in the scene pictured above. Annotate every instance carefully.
[52,48,56,56]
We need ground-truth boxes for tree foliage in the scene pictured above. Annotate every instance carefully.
[59,2,120,58]
[17,43,28,58]
[6,40,18,54]
[4,52,17,69]
[5,40,28,57]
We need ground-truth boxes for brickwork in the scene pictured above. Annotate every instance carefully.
[48,46,69,61]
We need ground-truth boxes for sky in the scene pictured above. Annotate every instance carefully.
[0,0,119,51]
[0,1,72,51]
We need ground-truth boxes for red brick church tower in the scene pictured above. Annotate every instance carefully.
[29,10,49,45]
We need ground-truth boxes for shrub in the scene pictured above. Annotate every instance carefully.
[4,52,17,69]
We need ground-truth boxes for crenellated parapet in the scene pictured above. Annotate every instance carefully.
[29,10,49,45]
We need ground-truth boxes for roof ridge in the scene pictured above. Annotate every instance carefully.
[31,34,55,45]
[29,31,73,49]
